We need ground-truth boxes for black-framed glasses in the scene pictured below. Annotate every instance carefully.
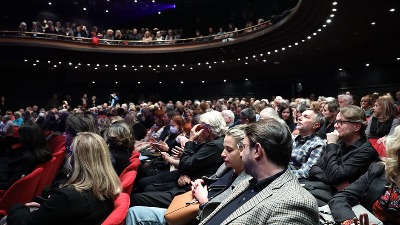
[335,120,357,126]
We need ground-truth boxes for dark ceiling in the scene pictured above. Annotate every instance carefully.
[0,0,399,83]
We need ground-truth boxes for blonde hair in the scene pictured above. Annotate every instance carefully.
[63,132,121,200]
[383,126,400,186]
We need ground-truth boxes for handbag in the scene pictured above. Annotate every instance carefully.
[164,191,200,225]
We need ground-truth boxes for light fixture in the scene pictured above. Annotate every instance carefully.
[159,81,162,84]
[223,80,227,82]
[390,9,395,12]
[208,65,211,68]
[92,81,95,83]
[24,59,28,62]
[48,2,52,6]
[158,12,161,14]
[327,19,332,23]
[330,14,335,17]
[106,10,108,13]
[138,81,140,84]
[332,8,337,11]
[180,81,183,84]
[339,68,342,71]
[245,78,248,81]
[366,63,369,67]
[332,2,337,5]
[83,7,86,10]
[371,22,376,25]
[202,81,205,83]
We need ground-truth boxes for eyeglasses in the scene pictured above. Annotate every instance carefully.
[335,120,357,126]
[239,143,251,149]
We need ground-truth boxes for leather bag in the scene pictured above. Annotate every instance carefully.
[164,191,199,225]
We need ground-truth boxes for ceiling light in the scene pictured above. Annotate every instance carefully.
[158,12,161,14]
[138,81,140,84]
[198,63,201,65]
[115,68,117,70]
[36,60,39,62]
[332,8,337,11]
[134,68,137,71]
[390,9,395,12]
[95,68,98,70]
[260,54,263,56]
[330,14,335,17]
[295,42,298,45]
[190,67,193,70]
[33,63,36,66]
[371,22,376,25]
[181,81,183,84]
[159,81,162,84]
[263,59,266,62]
[307,36,311,39]
[209,66,212,68]
[245,78,248,81]
[83,7,86,10]
[313,33,317,35]
[106,10,108,13]
[140,65,143,67]
[182,64,185,66]
[237,58,240,61]
[245,62,248,65]
[48,61,51,63]
[339,68,342,71]
[223,80,226,82]
[397,58,400,60]
[318,29,322,32]
[282,47,285,50]
[53,65,57,68]
[245,57,248,59]
[153,68,156,71]
[275,49,278,52]
[157,65,160,67]
[327,19,332,23]
[172,68,175,70]
[148,65,152,67]
[115,65,117,67]
[92,81,95,83]
[69,62,72,65]
[268,52,271,54]
[48,2,52,5]
[221,60,225,63]
[24,59,28,62]
[366,63,369,67]
[134,0,137,2]
[96,64,100,66]
[105,64,108,67]
[202,81,205,83]
[332,2,337,5]
[86,63,89,66]
[253,55,256,58]
[74,66,78,69]
[323,24,327,27]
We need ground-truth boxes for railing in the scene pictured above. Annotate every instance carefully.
[0,20,274,46]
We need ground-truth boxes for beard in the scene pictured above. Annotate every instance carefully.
[243,153,257,178]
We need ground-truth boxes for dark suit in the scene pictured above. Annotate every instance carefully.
[7,186,114,225]
[328,162,389,223]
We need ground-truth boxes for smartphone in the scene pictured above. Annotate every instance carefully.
[33,195,48,204]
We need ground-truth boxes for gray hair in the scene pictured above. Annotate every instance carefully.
[338,94,353,105]
[200,111,227,137]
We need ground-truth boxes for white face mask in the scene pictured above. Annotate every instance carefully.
[170,126,179,134]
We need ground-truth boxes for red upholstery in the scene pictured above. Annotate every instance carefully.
[47,135,66,154]
[101,193,130,225]
[369,138,386,157]
[48,148,66,181]
[0,167,44,217]
[35,156,56,196]
[120,160,140,179]
[120,171,137,195]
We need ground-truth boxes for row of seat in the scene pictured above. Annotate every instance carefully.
[0,133,66,217]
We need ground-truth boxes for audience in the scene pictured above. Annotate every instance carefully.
[5,132,121,225]
[329,125,400,225]
[199,119,319,224]
[304,105,379,206]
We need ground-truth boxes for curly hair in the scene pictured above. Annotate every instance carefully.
[383,125,400,186]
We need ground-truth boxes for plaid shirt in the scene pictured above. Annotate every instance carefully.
[290,134,326,179]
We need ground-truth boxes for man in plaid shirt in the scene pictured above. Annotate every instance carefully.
[290,109,326,179]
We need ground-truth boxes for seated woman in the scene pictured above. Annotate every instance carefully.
[0,122,52,190]
[278,103,296,132]
[125,125,250,225]
[360,95,374,118]
[5,132,121,225]
[366,95,400,143]
[328,125,400,225]
[105,122,135,176]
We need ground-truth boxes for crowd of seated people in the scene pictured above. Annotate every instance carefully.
[7,15,274,45]
[0,89,399,224]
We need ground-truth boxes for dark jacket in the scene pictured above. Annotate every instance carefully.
[328,162,390,223]
[179,136,225,180]
[7,186,114,225]
[309,138,378,185]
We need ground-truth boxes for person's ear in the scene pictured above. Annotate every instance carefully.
[353,123,361,132]
[253,143,263,159]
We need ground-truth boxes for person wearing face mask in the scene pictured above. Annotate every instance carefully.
[151,115,188,167]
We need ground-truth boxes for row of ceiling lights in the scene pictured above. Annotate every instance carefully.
[21,3,399,73]
[91,78,249,85]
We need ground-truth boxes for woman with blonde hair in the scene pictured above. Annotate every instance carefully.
[366,95,400,142]
[6,132,121,225]
[329,126,400,225]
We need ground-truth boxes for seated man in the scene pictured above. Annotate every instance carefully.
[317,101,339,139]
[199,119,319,225]
[290,109,326,179]
[304,105,379,206]
[131,111,226,208]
